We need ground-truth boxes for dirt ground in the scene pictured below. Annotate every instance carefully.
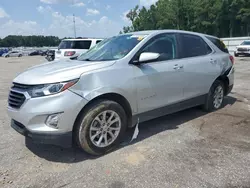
[0,56,250,188]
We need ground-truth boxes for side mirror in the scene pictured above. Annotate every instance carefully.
[138,52,160,63]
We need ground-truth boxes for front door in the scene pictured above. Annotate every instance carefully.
[133,33,185,114]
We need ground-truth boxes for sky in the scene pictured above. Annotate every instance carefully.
[0,0,158,38]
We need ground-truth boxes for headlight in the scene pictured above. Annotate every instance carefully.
[28,79,78,98]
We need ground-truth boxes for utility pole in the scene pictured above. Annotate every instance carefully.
[73,14,76,38]
[72,0,76,38]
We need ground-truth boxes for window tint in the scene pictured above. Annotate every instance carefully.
[141,34,177,61]
[180,34,212,58]
[206,36,228,53]
[58,40,92,49]
[74,41,92,49]
[96,40,102,44]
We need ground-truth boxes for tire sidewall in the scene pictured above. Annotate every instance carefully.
[208,80,225,111]
[76,100,127,155]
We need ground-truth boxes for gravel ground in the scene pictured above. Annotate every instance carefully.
[0,56,250,188]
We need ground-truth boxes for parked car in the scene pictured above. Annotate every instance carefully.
[55,38,103,60]
[0,49,9,56]
[4,51,23,58]
[29,50,40,56]
[40,50,48,56]
[7,30,234,155]
[45,50,55,61]
[234,40,250,57]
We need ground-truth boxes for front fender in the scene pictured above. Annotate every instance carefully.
[70,86,137,114]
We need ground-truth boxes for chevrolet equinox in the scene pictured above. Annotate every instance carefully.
[7,30,234,155]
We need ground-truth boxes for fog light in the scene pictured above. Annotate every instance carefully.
[46,113,62,128]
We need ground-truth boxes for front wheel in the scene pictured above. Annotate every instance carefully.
[203,80,225,112]
[74,100,127,155]
[18,54,22,57]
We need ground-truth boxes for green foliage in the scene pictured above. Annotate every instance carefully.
[0,35,61,47]
[123,0,250,37]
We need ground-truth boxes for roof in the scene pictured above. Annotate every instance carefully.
[125,30,218,39]
[63,38,104,41]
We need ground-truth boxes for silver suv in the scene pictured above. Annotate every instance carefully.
[7,30,234,155]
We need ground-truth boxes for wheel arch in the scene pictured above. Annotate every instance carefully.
[72,92,133,137]
[214,74,229,95]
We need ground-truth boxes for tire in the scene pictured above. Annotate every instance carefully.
[235,53,239,57]
[203,80,225,112]
[5,55,9,58]
[18,54,22,57]
[74,100,127,155]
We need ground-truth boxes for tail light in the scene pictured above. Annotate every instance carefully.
[64,51,76,56]
[229,55,234,64]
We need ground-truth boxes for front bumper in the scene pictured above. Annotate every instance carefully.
[11,120,72,147]
[235,51,250,55]
[7,89,88,147]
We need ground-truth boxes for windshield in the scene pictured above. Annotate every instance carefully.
[241,41,250,45]
[58,40,92,49]
[77,34,148,61]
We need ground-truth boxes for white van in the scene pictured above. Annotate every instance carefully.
[55,38,103,60]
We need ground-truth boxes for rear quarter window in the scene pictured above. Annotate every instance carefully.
[74,41,92,49]
[96,40,102,44]
[206,36,229,53]
[58,40,92,49]
[180,34,212,58]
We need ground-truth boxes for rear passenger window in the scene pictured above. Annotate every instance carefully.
[74,41,92,49]
[206,36,229,53]
[180,34,212,58]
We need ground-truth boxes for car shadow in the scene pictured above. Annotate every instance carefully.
[25,96,237,163]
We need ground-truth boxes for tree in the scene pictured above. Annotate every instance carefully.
[0,35,61,47]
[122,0,250,38]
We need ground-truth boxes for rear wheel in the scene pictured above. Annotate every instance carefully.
[5,55,9,58]
[74,100,127,155]
[203,80,225,112]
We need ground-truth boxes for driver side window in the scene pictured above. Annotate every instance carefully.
[141,33,177,62]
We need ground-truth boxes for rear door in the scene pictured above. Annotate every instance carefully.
[178,33,221,100]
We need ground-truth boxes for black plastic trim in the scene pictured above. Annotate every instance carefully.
[11,120,72,148]
[132,94,207,125]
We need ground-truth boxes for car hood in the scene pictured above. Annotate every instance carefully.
[13,59,116,85]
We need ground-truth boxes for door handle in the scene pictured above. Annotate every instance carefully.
[173,64,184,70]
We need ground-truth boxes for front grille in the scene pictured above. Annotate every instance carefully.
[8,91,26,109]
[238,48,249,52]
[12,83,34,90]
[8,83,33,109]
